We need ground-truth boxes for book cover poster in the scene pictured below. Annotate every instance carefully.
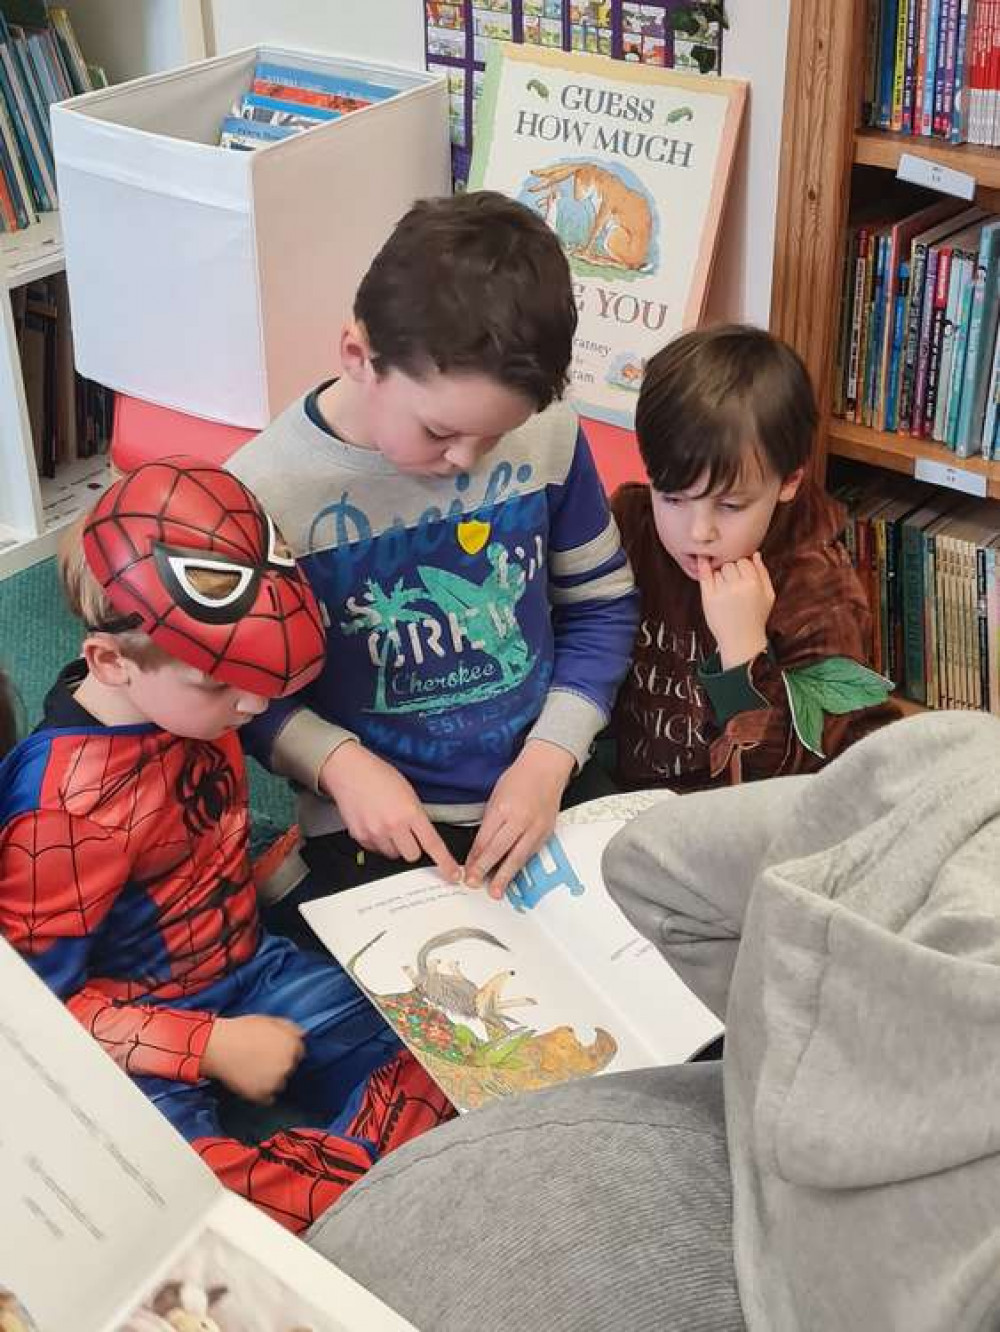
[425,1,727,185]
[470,43,745,425]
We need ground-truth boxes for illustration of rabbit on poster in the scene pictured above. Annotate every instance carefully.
[470,43,746,425]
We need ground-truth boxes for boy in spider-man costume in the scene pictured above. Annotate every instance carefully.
[0,458,452,1234]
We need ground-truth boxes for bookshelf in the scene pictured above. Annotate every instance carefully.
[768,0,1000,715]
[853,126,1000,184]
[0,1,206,579]
[772,0,1000,489]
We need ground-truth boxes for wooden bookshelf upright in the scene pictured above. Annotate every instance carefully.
[770,0,1000,493]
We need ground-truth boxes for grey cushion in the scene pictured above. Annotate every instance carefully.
[309,1062,743,1332]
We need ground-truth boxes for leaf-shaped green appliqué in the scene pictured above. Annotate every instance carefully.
[783,657,894,758]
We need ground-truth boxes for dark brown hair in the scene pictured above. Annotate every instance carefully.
[635,324,818,494]
[354,190,577,410]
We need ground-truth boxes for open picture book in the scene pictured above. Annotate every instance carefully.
[0,937,414,1332]
[301,799,722,1113]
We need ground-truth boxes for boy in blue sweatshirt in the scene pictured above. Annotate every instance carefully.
[228,190,638,918]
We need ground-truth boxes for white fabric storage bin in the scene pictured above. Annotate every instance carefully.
[52,46,450,428]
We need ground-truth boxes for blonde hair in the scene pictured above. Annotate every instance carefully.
[58,516,170,670]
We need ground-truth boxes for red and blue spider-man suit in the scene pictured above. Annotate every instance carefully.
[0,459,452,1233]
[0,665,451,1233]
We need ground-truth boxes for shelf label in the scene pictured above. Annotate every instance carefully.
[896,151,976,201]
[914,456,987,496]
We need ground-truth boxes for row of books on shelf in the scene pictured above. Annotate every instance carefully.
[0,4,99,231]
[13,273,113,477]
[834,193,1000,460]
[218,60,395,151]
[833,463,1000,711]
[863,0,998,145]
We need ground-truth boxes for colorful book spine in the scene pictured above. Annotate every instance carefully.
[986,0,1000,143]
[866,234,890,426]
[923,243,953,435]
[956,218,1000,454]
[253,62,396,102]
[893,0,912,128]
[935,0,959,133]
[950,0,975,140]
[864,0,883,123]
[903,0,922,130]
[901,514,930,702]
[915,0,934,133]
[934,250,966,440]
[0,51,49,212]
[967,0,989,140]
[913,244,943,432]
[980,311,1000,451]
[879,0,901,127]
[921,0,943,133]
[900,237,933,430]
[218,116,298,149]
[946,255,978,443]
[846,231,868,420]
[887,262,911,430]
[986,542,1000,713]
[238,92,340,124]
[856,231,878,425]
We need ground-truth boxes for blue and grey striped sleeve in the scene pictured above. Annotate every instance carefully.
[528,428,639,765]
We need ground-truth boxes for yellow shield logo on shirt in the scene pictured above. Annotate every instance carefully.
[457,519,490,555]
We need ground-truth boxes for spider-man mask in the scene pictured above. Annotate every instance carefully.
[82,457,326,699]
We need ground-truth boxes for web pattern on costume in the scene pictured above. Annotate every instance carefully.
[194,1051,456,1234]
[83,459,326,696]
[0,727,260,1081]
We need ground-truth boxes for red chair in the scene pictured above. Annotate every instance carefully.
[110,395,645,494]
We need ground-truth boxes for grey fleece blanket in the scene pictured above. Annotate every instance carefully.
[606,709,1000,1332]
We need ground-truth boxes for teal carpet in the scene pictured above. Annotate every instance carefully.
[0,558,295,838]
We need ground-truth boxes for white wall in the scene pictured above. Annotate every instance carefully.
[59,0,205,82]
[205,0,424,70]
[704,0,791,325]
[204,0,787,322]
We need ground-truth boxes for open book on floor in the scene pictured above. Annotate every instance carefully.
[0,938,414,1332]
[301,804,722,1114]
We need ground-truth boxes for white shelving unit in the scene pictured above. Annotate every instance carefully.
[0,215,105,579]
[0,1,206,580]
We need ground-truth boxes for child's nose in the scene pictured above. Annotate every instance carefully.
[690,510,718,544]
[446,437,495,469]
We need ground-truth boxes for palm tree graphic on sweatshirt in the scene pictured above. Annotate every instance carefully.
[342,541,536,715]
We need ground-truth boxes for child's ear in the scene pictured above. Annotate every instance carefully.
[81,634,132,688]
[339,320,375,383]
[777,467,805,504]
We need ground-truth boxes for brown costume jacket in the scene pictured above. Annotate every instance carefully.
[610,481,899,788]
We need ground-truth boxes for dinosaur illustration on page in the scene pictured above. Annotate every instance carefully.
[347,927,617,1110]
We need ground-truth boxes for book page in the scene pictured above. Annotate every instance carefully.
[513,820,722,1063]
[301,815,719,1111]
[115,1191,414,1332]
[0,940,216,1332]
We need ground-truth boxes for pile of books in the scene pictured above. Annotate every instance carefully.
[864,0,998,146]
[13,273,113,479]
[218,60,395,151]
[0,3,99,231]
[834,194,1000,460]
[833,464,1000,711]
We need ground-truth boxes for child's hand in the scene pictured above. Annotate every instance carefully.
[698,553,775,669]
[202,1015,305,1104]
[465,740,576,901]
[319,741,461,880]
